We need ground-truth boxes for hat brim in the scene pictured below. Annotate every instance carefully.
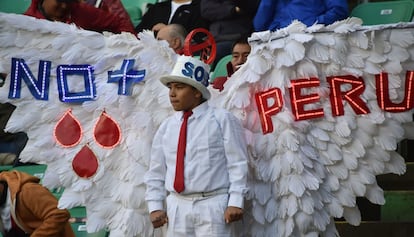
[160,75,211,100]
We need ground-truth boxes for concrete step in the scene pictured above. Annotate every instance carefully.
[336,221,414,237]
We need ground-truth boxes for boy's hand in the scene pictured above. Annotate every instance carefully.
[224,206,243,223]
[150,210,168,228]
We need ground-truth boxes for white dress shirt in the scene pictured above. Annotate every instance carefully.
[145,102,248,213]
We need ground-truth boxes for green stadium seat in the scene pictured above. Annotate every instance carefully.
[120,0,142,27]
[0,165,13,172]
[350,0,414,25]
[0,0,31,14]
[210,54,232,83]
[121,0,158,26]
[12,164,47,180]
[69,206,87,220]
[51,186,65,200]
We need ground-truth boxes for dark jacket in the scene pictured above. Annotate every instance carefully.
[135,0,208,34]
[24,0,136,35]
[200,0,260,42]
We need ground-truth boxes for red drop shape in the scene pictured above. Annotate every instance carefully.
[93,111,121,149]
[72,145,99,179]
[54,109,82,147]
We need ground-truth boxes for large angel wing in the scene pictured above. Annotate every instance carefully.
[1,12,414,237]
[0,13,176,236]
[211,19,414,236]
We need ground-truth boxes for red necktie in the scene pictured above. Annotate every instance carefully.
[174,110,193,193]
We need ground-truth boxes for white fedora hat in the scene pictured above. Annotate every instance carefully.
[160,55,211,100]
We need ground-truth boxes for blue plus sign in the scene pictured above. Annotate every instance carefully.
[107,59,146,96]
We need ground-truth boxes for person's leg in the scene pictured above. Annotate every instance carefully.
[166,194,195,237]
[194,194,232,237]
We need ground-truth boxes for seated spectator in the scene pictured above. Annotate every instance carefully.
[83,0,135,30]
[200,0,260,70]
[254,0,349,31]
[156,24,187,54]
[0,170,75,236]
[24,0,136,35]
[135,0,208,36]
[212,37,250,92]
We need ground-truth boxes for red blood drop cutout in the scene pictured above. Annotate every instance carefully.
[93,111,121,148]
[72,145,99,179]
[54,110,82,147]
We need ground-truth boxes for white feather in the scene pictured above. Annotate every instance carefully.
[294,211,313,232]
[288,175,306,197]
[387,45,410,62]
[302,170,321,191]
[342,206,361,226]
[300,194,315,215]
[327,197,343,218]
[384,151,406,175]
[227,86,251,110]
[348,173,367,196]
[365,184,385,205]
[253,181,273,205]
[58,189,83,209]
[335,187,355,207]
[276,40,306,67]
[277,130,299,151]
[265,198,278,222]
[383,60,403,74]
[364,61,382,74]
[312,209,330,231]
[252,201,266,225]
[308,43,330,63]
[389,29,414,48]
[246,54,272,75]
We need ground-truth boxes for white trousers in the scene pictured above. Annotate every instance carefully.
[166,193,234,237]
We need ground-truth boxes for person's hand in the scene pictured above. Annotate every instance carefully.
[224,206,243,223]
[150,210,168,228]
[152,23,167,32]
